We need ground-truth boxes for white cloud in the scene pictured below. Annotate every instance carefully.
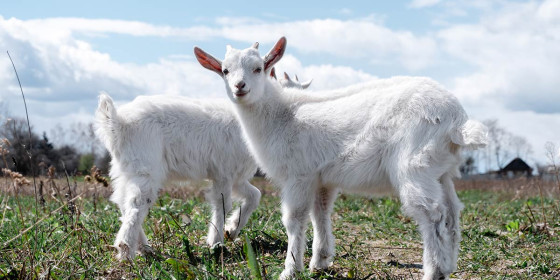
[439,0,560,114]
[273,54,376,91]
[0,16,380,138]
[216,18,438,71]
[537,0,560,22]
[430,0,560,163]
[0,16,218,41]
[408,0,442,9]
[0,16,228,137]
[0,5,558,164]
[0,16,438,72]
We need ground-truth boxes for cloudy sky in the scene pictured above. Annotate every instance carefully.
[0,0,559,169]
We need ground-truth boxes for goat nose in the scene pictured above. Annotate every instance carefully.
[235,81,246,89]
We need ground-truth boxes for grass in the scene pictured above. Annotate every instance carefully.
[0,177,559,279]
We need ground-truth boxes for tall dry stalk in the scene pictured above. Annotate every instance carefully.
[7,51,40,272]
[47,165,62,203]
[85,165,109,212]
[60,160,76,229]
[0,139,11,227]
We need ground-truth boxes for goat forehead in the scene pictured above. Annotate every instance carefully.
[241,55,262,67]
[223,48,261,67]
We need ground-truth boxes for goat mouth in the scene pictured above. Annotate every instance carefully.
[234,90,250,97]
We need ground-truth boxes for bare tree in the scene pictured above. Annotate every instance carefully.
[545,142,558,168]
[49,123,66,148]
[65,122,104,157]
[481,119,533,172]
[510,135,533,159]
[544,142,560,191]
[483,119,506,170]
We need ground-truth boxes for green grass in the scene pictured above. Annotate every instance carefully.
[1,180,559,279]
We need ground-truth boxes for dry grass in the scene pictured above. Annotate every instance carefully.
[455,177,559,199]
[0,175,559,279]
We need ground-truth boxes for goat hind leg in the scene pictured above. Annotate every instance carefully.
[309,186,337,272]
[440,173,463,270]
[113,176,158,260]
[399,179,454,280]
[206,179,233,246]
[225,180,261,240]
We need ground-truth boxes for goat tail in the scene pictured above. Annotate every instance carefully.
[451,119,488,149]
[95,92,121,152]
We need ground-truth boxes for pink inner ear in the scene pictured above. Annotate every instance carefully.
[194,47,222,75]
[264,37,287,71]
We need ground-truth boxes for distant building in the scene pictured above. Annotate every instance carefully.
[498,157,533,178]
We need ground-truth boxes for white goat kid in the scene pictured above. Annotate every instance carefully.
[280,72,311,89]
[95,94,262,260]
[194,37,488,280]
[270,67,313,89]
[271,69,312,89]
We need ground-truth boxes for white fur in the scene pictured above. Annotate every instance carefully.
[95,94,262,260]
[195,38,488,280]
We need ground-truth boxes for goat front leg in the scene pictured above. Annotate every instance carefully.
[279,178,315,280]
[206,178,233,246]
[309,186,338,272]
[225,180,261,240]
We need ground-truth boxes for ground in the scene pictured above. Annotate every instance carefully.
[0,177,559,279]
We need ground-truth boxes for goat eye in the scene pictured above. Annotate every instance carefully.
[253,67,262,74]
[222,69,229,75]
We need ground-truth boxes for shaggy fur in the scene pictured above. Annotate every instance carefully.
[95,70,310,260]
[95,95,261,260]
[194,37,488,280]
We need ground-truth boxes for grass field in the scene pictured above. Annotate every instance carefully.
[0,176,559,279]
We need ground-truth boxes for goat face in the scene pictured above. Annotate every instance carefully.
[195,37,287,104]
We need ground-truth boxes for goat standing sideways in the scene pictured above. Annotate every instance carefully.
[95,95,262,260]
[194,38,487,280]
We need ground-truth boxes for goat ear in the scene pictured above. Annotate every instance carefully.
[301,79,312,89]
[194,47,223,76]
[264,37,286,71]
[252,42,259,49]
[270,67,277,80]
[283,72,290,81]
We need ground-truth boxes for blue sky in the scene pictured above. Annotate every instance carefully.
[0,0,559,170]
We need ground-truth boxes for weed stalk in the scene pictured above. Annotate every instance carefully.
[7,50,40,272]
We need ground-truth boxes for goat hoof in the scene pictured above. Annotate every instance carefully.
[279,269,295,280]
[210,242,224,252]
[115,243,132,261]
[310,258,332,272]
[422,269,448,280]
[140,244,154,255]
[224,229,239,241]
[224,230,232,241]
